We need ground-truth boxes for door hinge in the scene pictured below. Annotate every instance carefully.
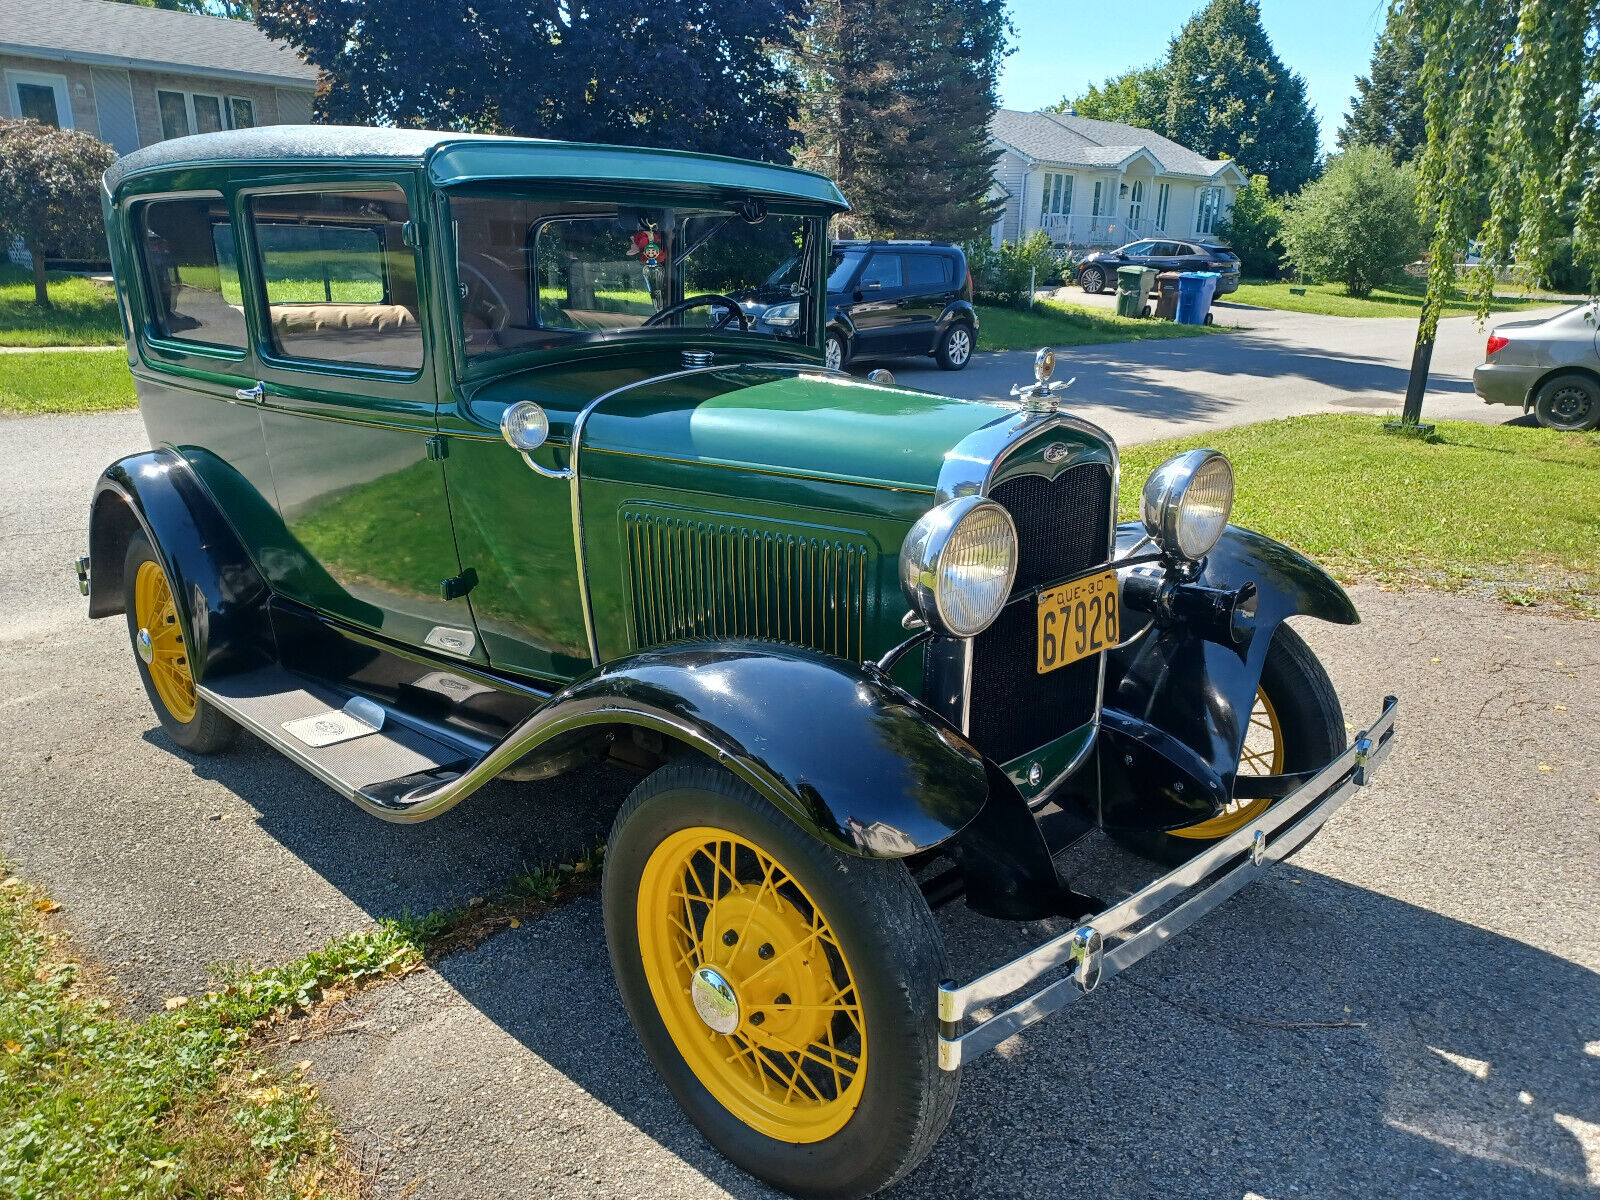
[439,567,478,601]
[426,434,449,460]
[402,220,423,248]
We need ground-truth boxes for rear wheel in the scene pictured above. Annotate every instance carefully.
[1079,265,1106,294]
[1532,372,1600,431]
[1135,624,1344,865]
[604,761,956,1199]
[122,534,237,754]
[934,322,973,370]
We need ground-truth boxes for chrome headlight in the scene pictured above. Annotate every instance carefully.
[1140,449,1235,561]
[900,497,1018,637]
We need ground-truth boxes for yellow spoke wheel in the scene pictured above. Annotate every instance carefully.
[133,559,196,723]
[637,827,867,1143]
[1170,687,1282,840]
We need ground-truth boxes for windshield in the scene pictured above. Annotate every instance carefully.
[448,192,821,359]
[767,249,861,292]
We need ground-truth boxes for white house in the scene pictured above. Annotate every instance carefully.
[990,109,1247,250]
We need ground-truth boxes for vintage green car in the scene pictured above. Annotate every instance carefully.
[82,127,1396,1199]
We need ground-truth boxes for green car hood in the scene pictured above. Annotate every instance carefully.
[579,363,1013,493]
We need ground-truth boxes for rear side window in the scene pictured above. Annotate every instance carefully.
[136,195,246,350]
[247,186,422,372]
[859,254,903,289]
[904,254,954,287]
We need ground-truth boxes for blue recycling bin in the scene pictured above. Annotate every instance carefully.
[1175,271,1221,325]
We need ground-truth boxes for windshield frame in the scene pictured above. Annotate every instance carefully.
[438,182,834,382]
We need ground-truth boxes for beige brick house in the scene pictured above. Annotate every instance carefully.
[0,0,318,154]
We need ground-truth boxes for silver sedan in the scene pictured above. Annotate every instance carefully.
[1473,302,1600,430]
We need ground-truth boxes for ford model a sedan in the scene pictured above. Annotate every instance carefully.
[84,127,1396,1199]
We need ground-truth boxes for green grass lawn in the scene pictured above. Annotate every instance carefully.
[0,266,124,347]
[0,350,136,416]
[1119,415,1600,614]
[1227,278,1552,319]
[977,298,1217,351]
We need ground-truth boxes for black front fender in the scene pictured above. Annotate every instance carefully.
[486,641,990,858]
[1100,523,1358,830]
[87,450,274,683]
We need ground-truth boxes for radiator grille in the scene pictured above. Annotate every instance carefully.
[624,511,871,661]
[967,462,1113,764]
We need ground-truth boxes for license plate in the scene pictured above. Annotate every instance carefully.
[1036,569,1121,674]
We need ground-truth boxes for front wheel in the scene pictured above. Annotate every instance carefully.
[1079,265,1106,294]
[1532,372,1600,431]
[934,322,973,370]
[1135,624,1345,865]
[604,761,956,1200]
[824,331,847,372]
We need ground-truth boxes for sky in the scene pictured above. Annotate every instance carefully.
[998,0,1394,155]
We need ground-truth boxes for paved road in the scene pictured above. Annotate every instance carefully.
[1,321,1596,1198]
[865,303,1564,444]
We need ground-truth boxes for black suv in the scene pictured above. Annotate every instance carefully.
[740,240,979,371]
[1076,240,1241,296]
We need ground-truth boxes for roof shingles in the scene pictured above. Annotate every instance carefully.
[0,0,317,85]
[991,108,1234,179]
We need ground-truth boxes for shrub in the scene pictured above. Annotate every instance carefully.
[0,119,116,307]
[1278,145,1424,297]
[965,230,1060,308]
[1213,173,1284,279]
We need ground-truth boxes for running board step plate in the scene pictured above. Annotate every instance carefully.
[198,667,473,807]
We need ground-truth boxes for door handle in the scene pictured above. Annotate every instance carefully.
[235,380,265,402]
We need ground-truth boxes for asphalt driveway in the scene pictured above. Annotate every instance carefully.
[1,328,1596,1198]
[869,304,1565,445]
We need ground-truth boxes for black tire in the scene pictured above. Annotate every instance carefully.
[122,534,238,754]
[604,760,957,1200]
[824,331,848,372]
[934,322,974,371]
[1123,624,1345,866]
[1079,265,1107,294]
[1532,372,1600,432]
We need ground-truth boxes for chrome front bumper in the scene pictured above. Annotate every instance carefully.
[936,695,1399,1070]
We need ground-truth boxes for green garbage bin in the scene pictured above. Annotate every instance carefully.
[1115,265,1146,318]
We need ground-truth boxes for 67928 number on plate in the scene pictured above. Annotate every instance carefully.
[1036,569,1121,674]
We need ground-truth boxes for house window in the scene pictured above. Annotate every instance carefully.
[1155,183,1171,231]
[1091,181,1104,217]
[1038,172,1074,221]
[5,70,73,129]
[157,89,253,140]
[1197,187,1223,235]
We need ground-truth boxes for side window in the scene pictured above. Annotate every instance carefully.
[904,254,952,288]
[136,195,247,350]
[247,186,422,372]
[858,253,903,289]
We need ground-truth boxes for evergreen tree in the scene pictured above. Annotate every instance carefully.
[1163,0,1319,194]
[254,0,803,163]
[1337,3,1426,159]
[794,0,1009,241]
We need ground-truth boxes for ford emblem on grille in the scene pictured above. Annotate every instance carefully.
[1043,442,1070,464]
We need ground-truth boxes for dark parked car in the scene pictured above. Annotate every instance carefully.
[740,239,978,371]
[1077,239,1241,296]
[1473,302,1600,430]
[82,126,1398,1200]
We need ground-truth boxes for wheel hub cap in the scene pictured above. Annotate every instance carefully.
[690,966,740,1034]
[135,628,154,664]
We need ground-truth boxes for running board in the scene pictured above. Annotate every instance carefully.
[198,667,478,820]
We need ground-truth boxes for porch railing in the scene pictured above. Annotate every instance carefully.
[1038,212,1158,247]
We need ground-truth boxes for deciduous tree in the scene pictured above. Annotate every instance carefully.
[254,0,804,163]
[1278,146,1424,297]
[794,0,1009,241]
[1213,174,1284,279]
[1050,67,1165,127]
[0,120,117,308]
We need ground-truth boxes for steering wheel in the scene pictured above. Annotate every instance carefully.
[457,262,510,348]
[643,293,750,332]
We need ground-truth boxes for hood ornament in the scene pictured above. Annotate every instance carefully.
[1010,347,1074,413]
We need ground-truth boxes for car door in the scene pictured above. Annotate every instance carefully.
[240,177,486,663]
[900,252,957,352]
[848,252,907,352]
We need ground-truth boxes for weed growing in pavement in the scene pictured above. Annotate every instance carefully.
[0,843,604,1199]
